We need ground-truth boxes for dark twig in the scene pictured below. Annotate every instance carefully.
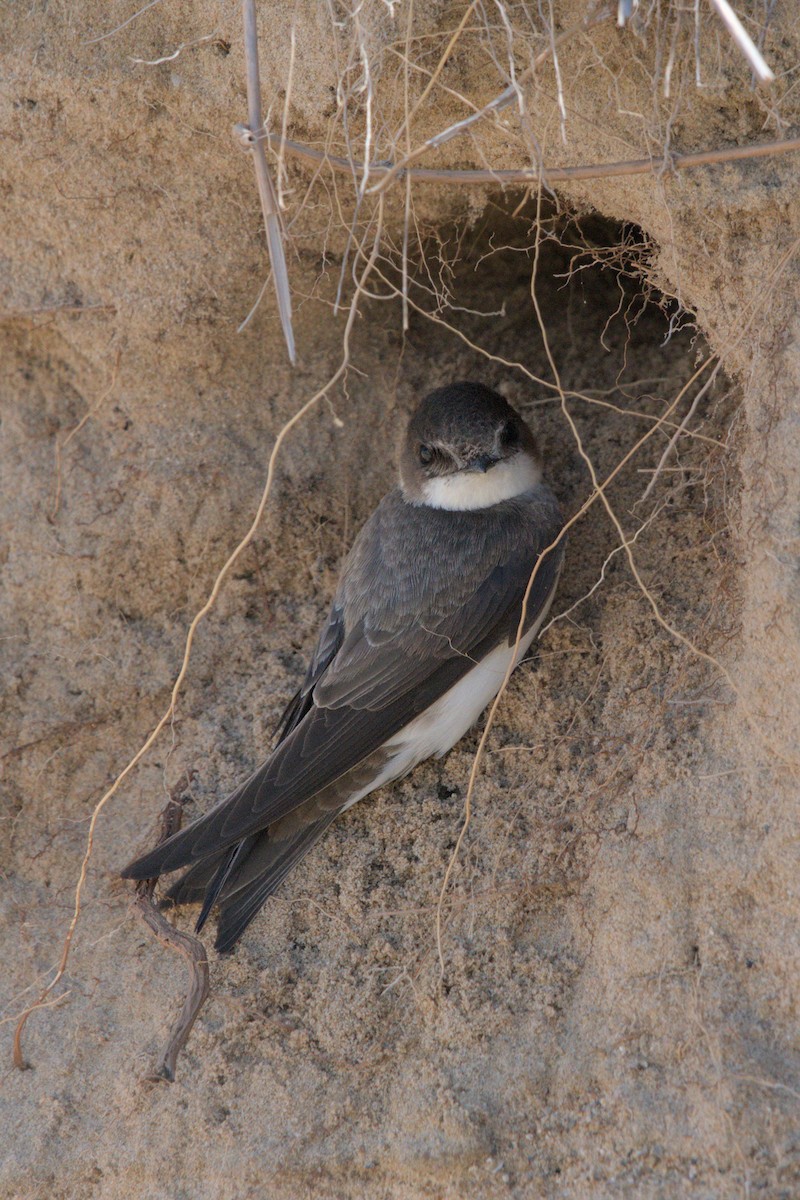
[134,770,209,1084]
[239,0,296,364]
[258,130,800,188]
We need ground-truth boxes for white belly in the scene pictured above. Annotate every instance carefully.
[341,583,557,811]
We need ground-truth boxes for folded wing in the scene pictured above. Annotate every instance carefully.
[123,540,561,884]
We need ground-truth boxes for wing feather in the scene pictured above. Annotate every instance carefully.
[122,487,563,882]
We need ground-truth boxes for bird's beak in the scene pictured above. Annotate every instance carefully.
[473,453,498,473]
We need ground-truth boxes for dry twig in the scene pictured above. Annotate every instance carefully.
[131,31,223,67]
[261,129,800,188]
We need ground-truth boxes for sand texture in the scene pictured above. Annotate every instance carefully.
[2,2,799,1197]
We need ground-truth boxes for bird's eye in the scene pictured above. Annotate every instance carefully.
[419,444,433,465]
[502,420,519,447]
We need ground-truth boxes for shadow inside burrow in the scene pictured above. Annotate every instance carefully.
[385,192,723,631]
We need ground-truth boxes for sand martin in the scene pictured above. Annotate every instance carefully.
[122,382,564,952]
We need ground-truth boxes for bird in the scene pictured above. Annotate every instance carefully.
[122,381,565,953]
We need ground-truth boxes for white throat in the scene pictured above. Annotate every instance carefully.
[419,452,541,511]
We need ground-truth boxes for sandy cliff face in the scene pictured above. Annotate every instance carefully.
[2,3,798,1197]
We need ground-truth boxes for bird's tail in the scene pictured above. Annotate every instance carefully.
[121,785,250,882]
[146,812,341,953]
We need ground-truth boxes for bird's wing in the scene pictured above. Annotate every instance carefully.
[122,500,563,882]
[271,600,345,744]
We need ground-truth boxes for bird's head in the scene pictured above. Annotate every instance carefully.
[399,381,542,511]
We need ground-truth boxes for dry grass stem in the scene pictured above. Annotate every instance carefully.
[392,1,478,148]
[241,0,295,364]
[276,23,297,212]
[708,0,775,83]
[83,0,164,46]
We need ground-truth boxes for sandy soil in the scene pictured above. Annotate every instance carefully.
[2,2,799,1197]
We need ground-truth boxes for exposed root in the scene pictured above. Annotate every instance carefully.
[11,211,386,1070]
[133,772,209,1084]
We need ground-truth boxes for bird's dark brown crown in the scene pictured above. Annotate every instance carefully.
[399,382,540,506]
